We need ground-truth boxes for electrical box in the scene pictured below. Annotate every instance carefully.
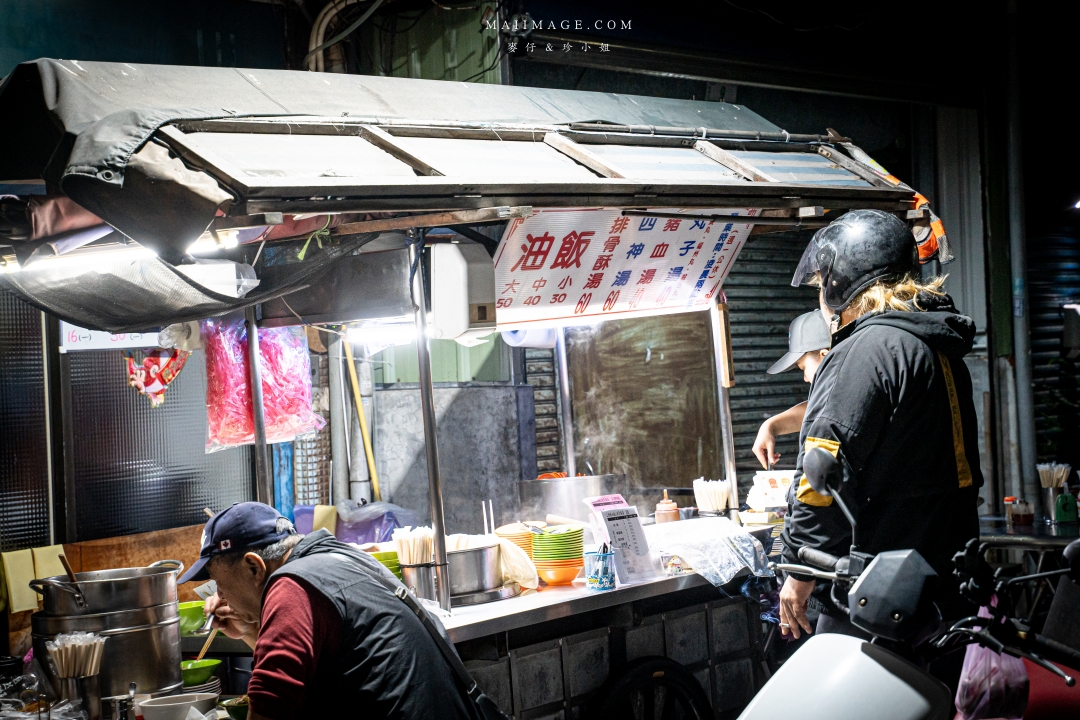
[431,242,496,346]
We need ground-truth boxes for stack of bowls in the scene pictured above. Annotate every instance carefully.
[494,522,546,559]
[531,526,584,586]
[369,550,402,581]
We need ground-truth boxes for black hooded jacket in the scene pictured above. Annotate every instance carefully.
[780,293,982,598]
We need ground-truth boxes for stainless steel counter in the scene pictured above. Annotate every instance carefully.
[443,572,712,644]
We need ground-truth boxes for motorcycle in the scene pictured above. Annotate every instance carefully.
[738,447,1080,720]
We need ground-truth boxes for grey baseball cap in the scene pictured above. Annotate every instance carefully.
[767,311,831,375]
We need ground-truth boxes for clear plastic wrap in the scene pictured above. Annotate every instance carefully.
[202,317,324,452]
[644,517,772,587]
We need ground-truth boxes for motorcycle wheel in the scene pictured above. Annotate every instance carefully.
[594,656,713,720]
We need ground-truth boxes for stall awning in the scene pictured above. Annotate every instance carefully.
[0,59,914,331]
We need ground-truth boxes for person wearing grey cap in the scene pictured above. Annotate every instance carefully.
[752,310,831,469]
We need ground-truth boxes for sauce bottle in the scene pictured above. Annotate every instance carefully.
[656,490,680,523]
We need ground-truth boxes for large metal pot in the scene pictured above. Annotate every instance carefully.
[447,543,501,596]
[32,602,183,700]
[519,474,629,524]
[30,560,183,616]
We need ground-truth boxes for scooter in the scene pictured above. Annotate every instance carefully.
[738,447,1080,720]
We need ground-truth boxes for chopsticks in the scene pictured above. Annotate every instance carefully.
[46,632,106,678]
[693,478,730,513]
[1038,463,1072,488]
[392,527,435,565]
[196,628,218,662]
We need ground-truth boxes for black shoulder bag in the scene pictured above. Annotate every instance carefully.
[334,547,511,720]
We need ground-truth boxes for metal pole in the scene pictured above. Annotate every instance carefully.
[555,328,577,479]
[709,298,741,523]
[245,305,273,505]
[328,334,351,505]
[410,237,451,611]
[1006,2,1040,511]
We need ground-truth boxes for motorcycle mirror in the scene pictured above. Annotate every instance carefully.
[804,447,842,496]
[1066,539,1080,581]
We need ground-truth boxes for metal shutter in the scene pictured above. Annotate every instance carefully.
[724,231,819,482]
[1027,231,1080,464]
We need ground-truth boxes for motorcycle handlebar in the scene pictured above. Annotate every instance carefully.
[798,547,841,571]
[1031,633,1080,673]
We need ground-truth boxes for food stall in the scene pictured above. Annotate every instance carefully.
[0,59,919,715]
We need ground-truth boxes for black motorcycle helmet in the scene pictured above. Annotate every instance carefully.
[792,209,919,312]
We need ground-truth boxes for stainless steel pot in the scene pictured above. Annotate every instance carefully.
[30,560,183,616]
[448,543,501,596]
[519,474,629,524]
[32,602,182,700]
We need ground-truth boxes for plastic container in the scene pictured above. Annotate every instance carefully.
[1012,499,1034,526]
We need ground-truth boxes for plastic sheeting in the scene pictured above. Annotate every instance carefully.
[644,517,772,587]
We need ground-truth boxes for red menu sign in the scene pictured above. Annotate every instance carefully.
[493,208,756,328]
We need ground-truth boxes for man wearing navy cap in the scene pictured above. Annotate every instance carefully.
[182,502,475,720]
[752,310,831,469]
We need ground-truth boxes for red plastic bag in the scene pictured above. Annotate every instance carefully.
[955,640,1029,720]
[202,316,325,452]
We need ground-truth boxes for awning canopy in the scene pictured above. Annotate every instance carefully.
[0,59,915,331]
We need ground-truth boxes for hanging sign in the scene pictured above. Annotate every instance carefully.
[60,321,157,353]
[492,207,756,329]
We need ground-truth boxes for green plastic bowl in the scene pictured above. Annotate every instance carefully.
[178,601,207,636]
[181,658,221,686]
[221,697,249,720]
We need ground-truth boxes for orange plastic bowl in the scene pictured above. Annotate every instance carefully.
[538,565,582,585]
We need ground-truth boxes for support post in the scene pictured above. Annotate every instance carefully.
[328,334,350,505]
[556,328,577,479]
[709,298,741,523]
[1006,3,1039,512]
[410,237,451,611]
[246,305,273,505]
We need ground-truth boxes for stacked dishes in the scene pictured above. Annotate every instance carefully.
[369,550,402,581]
[531,526,584,586]
[183,675,222,695]
[494,522,546,559]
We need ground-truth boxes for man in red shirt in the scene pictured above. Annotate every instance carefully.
[180,502,476,720]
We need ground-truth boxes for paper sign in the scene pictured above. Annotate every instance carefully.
[493,208,755,329]
[60,321,157,353]
[601,507,658,584]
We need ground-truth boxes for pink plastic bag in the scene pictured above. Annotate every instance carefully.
[202,316,325,452]
[955,640,1029,720]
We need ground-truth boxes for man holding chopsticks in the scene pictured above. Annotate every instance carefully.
[180,502,476,720]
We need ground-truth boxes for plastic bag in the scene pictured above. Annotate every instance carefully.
[955,641,1029,720]
[334,500,416,545]
[644,517,772,587]
[202,316,324,452]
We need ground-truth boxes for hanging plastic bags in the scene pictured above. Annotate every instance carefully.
[203,316,324,452]
[955,639,1030,720]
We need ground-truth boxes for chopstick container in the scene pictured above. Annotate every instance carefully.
[400,563,436,601]
[62,675,102,720]
[584,552,615,591]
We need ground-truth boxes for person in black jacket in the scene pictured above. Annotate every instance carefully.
[777,209,982,640]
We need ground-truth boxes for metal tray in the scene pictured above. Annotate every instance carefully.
[451,582,521,607]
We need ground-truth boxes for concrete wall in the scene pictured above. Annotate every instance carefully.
[374,384,536,533]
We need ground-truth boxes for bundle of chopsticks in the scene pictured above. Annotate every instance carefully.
[1038,463,1072,488]
[693,478,730,513]
[46,632,106,678]
[392,527,434,565]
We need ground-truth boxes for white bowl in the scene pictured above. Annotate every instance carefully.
[139,693,218,720]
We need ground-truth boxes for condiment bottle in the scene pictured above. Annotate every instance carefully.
[1004,496,1016,524]
[656,490,680,523]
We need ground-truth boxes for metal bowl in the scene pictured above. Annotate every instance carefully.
[447,543,501,596]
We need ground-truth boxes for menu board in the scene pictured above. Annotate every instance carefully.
[493,208,755,329]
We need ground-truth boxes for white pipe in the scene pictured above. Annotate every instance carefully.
[309,0,361,72]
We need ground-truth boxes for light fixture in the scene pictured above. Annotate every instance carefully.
[187,229,239,255]
[3,245,156,274]
[347,317,418,352]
